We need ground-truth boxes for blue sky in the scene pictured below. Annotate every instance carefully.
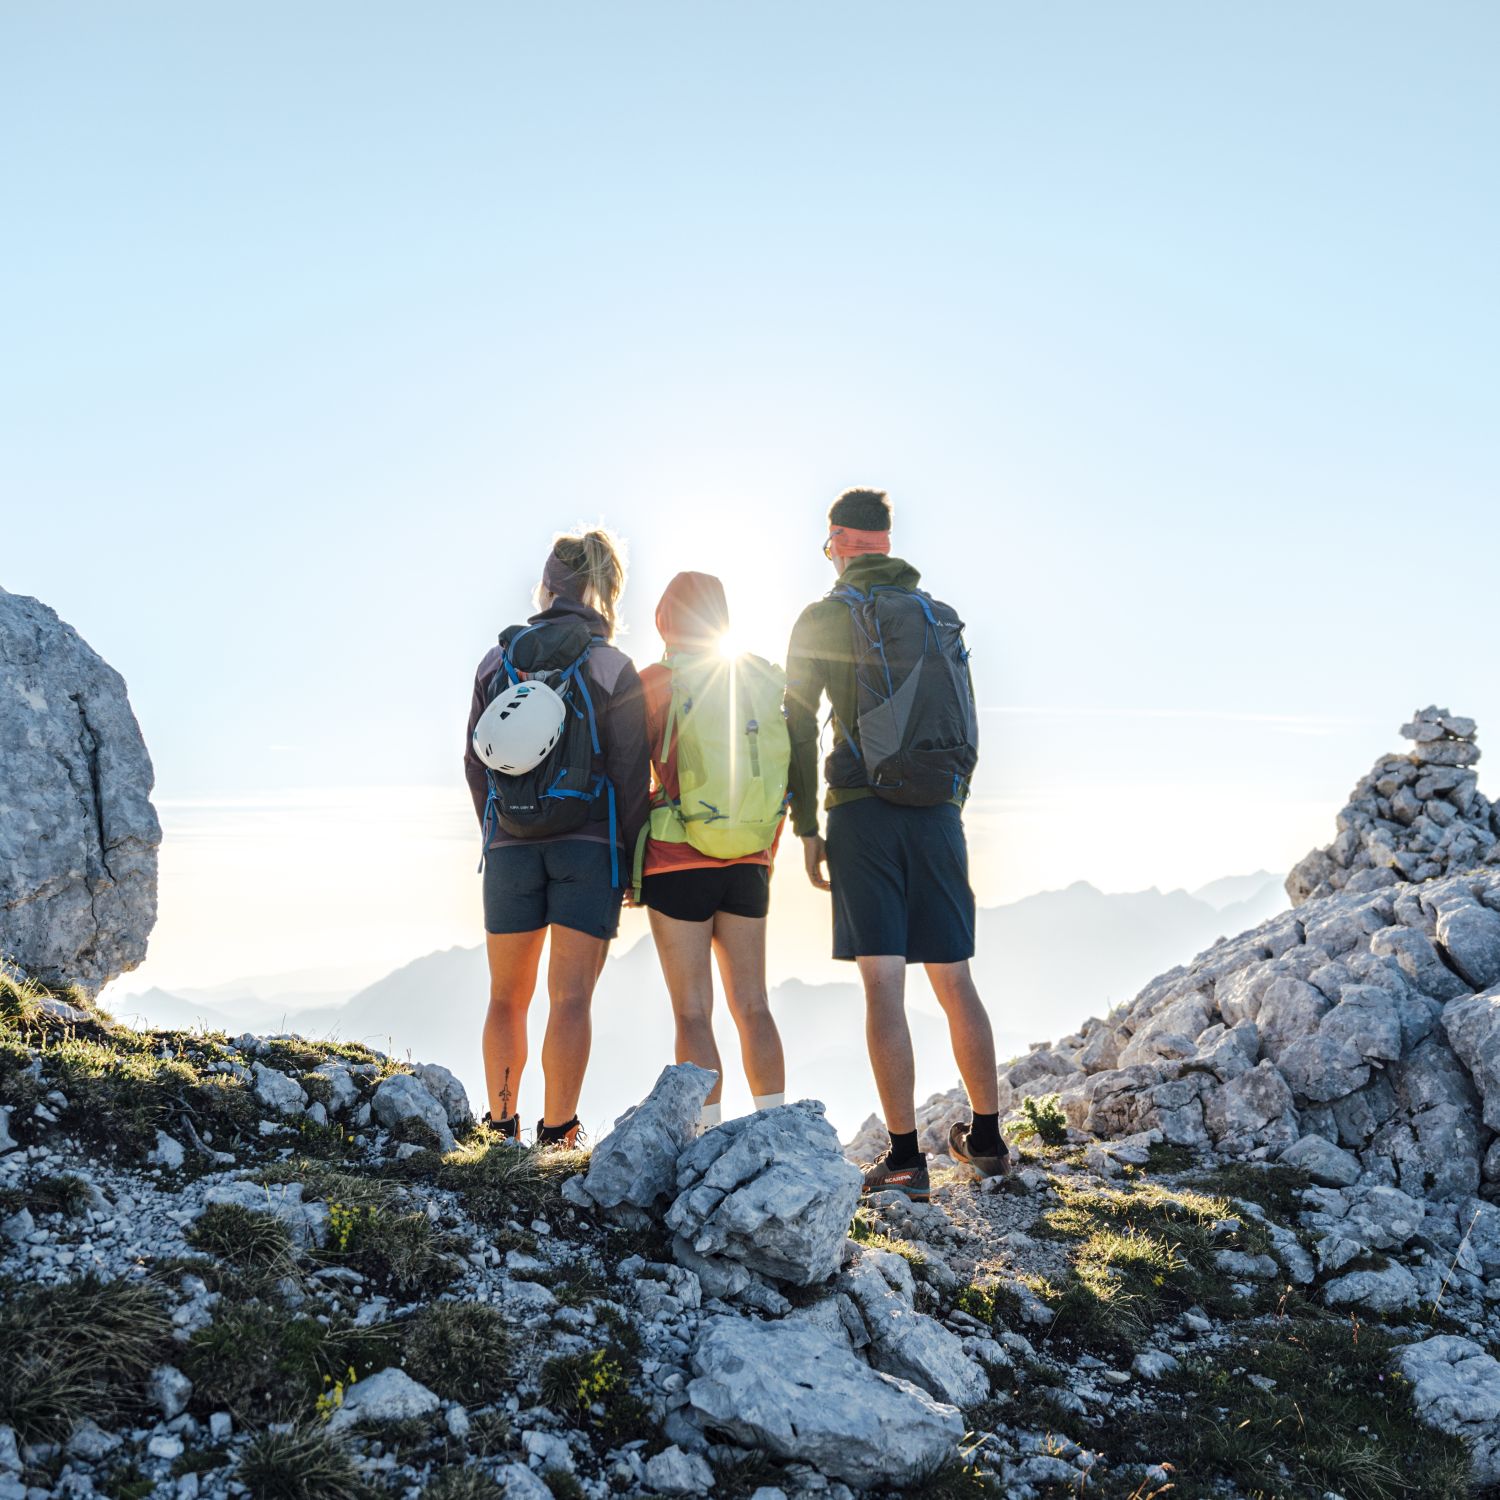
[4,3,1498,989]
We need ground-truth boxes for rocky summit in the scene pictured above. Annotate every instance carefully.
[3,708,1500,1498]
[1286,707,1497,907]
[0,588,161,996]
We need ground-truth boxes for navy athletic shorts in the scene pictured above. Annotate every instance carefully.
[482,840,623,940]
[641,863,771,923]
[825,798,976,963]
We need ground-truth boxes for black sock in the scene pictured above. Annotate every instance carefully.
[888,1129,922,1166]
[968,1112,1001,1154]
[538,1116,578,1144]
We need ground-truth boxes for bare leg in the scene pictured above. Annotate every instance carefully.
[711,911,785,1098]
[925,960,999,1113]
[483,929,546,1121]
[858,954,916,1134]
[540,924,610,1127]
[648,907,722,1103]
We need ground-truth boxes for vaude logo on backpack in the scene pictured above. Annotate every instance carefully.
[634,651,791,890]
[830,583,979,806]
[479,617,620,882]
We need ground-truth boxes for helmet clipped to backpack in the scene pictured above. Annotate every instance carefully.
[472,679,567,774]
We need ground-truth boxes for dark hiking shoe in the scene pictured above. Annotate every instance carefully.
[862,1150,930,1203]
[948,1121,1012,1181]
[483,1112,523,1146]
[537,1117,586,1153]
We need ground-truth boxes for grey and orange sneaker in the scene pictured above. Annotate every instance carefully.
[948,1122,1011,1181]
[861,1150,931,1203]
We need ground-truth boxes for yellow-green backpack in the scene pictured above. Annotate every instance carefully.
[635,651,791,888]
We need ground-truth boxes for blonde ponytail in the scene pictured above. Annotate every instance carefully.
[549,527,627,638]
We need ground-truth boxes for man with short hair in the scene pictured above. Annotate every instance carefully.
[784,487,1006,1201]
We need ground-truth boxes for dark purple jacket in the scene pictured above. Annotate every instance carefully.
[464,599,650,856]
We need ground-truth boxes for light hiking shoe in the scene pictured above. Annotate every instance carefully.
[948,1121,1012,1181]
[861,1150,930,1203]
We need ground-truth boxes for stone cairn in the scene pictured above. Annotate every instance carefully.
[1286,707,1498,907]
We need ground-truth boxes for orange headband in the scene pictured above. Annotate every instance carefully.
[826,525,891,559]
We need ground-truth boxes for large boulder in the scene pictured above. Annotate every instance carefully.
[687,1317,964,1486]
[0,587,161,994]
[840,1250,989,1407]
[1396,1336,1500,1485]
[1443,988,1500,1132]
[666,1101,862,1287]
[566,1063,716,1215]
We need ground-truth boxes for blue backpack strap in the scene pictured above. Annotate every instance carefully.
[477,772,499,873]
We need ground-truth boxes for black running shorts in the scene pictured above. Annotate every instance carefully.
[482,839,623,940]
[825,798,976,963]
[641,863,771,923]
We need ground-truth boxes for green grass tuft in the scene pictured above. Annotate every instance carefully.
[436,1133,581,1227]
[238,1425,375,1500]
[538,1346,651,1444]
[401,1302,515,1403]
[1032,1176,1281,1355]
[1122,1316,1471,1499]
[186,1203,297,1275]
[0,1275,173,1441]
[181,1301,398,1421]
[423,1471,507,1500]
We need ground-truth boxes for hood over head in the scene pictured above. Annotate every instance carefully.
[655,571,730,654]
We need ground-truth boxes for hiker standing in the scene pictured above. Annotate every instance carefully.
[785,488,1005,1201]
[635,572,789,1133]
[464,529,649,1150]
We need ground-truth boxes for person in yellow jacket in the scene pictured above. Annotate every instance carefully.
[638,571,787,1133]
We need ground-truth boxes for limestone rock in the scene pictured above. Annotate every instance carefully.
[1443,988,1500,1132]
[1321,1261,1419,1313]
[1396,1336,1500,1484]
[667,1101,862,1287]
[370,1072,456,1153]
[325,1367,441,1432]
[252,1063,308,1118]
[840,1250,989,1407]
[642,1445,715,1495]
[568,1063,715,1214]
[1277,1134,1361,1187]
[147,1365,192,1420]
[1287,710,1495,907]
[0,587,161,994]
[411,1062,472,1129]
[201,1179,330,1249]
[687,1317,964,1486]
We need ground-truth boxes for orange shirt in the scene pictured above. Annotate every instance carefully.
[639,660,780,877]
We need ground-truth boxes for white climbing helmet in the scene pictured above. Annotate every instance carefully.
[472,679,567,774]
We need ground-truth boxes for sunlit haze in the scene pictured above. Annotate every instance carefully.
[5,4,1497,1127]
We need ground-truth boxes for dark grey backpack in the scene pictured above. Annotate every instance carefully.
[829,582,979,806]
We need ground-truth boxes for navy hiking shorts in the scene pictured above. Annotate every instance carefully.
[482,839,623,940]
[825,799,975,964]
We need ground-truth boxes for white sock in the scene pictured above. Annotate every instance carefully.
[698,1102,723,1133]
[753,1092,786,1112]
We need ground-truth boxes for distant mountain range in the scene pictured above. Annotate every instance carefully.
[106,873,1285,1139]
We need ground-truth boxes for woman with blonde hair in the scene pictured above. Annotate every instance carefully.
[464,528,649,1149]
